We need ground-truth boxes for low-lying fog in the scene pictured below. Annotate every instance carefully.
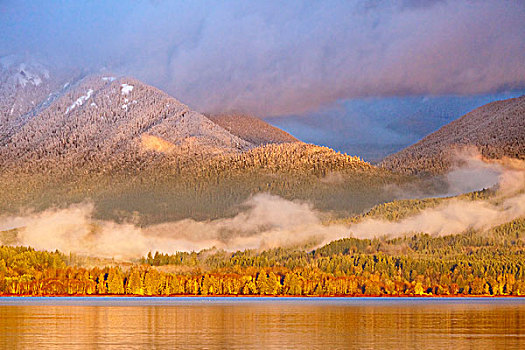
[1,149,524,260]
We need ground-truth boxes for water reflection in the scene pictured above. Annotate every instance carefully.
[0,298,524,349]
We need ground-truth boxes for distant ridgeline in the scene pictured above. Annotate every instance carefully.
[1,216,524,296]
[381,95,525,175]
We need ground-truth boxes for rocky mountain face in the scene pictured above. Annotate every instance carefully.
[381,95,525,175]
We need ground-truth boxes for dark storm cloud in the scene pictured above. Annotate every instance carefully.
[1,0,524,116]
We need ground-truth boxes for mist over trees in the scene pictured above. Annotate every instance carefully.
[1,216,524,296]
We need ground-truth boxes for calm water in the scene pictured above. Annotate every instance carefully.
[0,297,524,349]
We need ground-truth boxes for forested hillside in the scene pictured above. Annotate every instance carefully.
[0,142,404,223]
[207,113,299,146]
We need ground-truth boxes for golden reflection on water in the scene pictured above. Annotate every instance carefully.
[0,298,524,349]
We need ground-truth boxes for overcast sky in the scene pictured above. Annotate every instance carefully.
[1,0,524,159]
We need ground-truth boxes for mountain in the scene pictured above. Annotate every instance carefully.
[0,66,404,223]
[381,95,525,175]
[207,113,299,146]
[0,74,252,174]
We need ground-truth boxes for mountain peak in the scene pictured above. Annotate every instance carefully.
[0,74,253,173]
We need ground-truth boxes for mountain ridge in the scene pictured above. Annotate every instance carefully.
[381,95,525,175]
[207,113,299,146]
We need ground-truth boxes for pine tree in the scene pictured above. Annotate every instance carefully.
[107,267,124,294]
[96,272,107,294]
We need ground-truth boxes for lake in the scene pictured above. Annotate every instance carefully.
[0,297,524,349]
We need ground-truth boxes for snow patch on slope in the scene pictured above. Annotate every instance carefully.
[121,84,134,95]
[65,89,94,114]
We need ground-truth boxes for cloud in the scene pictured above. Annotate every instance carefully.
[348,192,525,239]
[444,147,503,195]
[384,147,523,199]
[0,194,347,259]
[1,0,523,116]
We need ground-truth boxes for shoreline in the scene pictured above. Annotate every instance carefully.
[0,294,524,298]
